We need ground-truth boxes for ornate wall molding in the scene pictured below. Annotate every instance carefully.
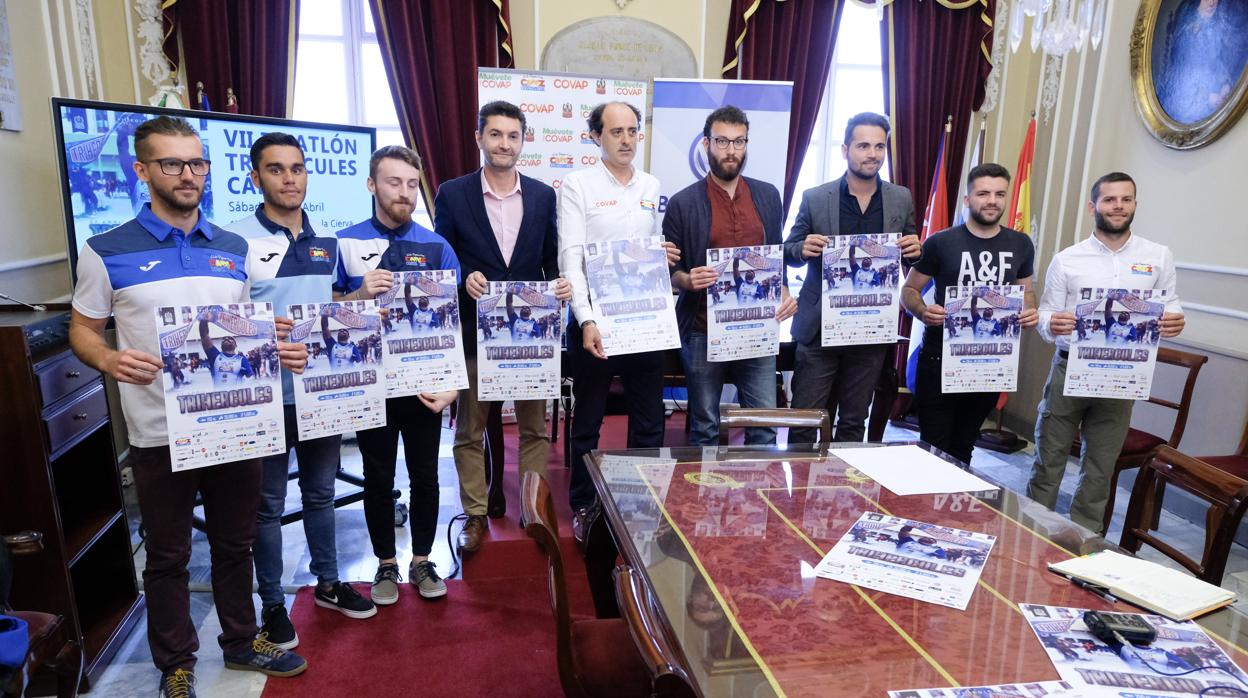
[980,0,1010,114]
[1040,53,1062,123]
[71,0,99,99]
[133,0,177,105]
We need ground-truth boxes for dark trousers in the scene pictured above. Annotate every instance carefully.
[789,342,888,444]
[914,351,998,465]
[131,446,262,672]
[568,320,665,510]
[357,395,444,559]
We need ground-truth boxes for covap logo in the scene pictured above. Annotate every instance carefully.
[687,132,710,180]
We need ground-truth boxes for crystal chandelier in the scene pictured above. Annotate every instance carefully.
[1008,0,1107,55]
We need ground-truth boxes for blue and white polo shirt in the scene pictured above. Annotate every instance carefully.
[227,205,338,405]
[334,216,461,295]
[72,204,249,448]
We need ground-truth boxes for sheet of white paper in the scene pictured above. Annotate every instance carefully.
[835,445,999,496]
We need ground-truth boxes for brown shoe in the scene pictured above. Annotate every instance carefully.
[458,515,488,553]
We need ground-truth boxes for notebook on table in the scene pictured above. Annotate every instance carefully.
[1048,550,1236,620]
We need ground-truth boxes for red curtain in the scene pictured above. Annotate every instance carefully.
[170,0,299,118]
[369,0,514,208]
[722,0,844,218]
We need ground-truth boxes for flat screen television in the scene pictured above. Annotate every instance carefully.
[52,98,376,284]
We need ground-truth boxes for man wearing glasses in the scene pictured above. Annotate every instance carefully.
[663,106,797,445]
[69,116,308,698]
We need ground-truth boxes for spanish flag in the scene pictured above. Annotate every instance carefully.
[1009,118,1036,235]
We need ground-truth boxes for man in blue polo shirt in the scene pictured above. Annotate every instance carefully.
[334,145,459,604]
[68,116,307,698]
[227,132,376,652]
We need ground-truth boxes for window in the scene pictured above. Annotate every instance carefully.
[293,0,431,227]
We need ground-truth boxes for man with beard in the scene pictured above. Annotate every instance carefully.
[902,163,1038,466]
[663,106,797,446]
[1028,172,1185,533]
[334,146,459,604]
[785,112,921,444]
[69,116,308,697]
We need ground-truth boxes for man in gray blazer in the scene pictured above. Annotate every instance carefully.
[783,112,920,444]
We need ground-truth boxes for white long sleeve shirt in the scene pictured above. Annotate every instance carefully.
[557,161,661,326]
[1037,232,1182,349]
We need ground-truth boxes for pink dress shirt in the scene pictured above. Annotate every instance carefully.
[481,170,523,266]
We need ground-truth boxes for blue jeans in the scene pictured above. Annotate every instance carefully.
[254,405,342,608]
[681,333,777,446]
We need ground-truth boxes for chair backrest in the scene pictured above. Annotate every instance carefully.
[1120,446,1248,584]
[614,565,698,698]
[521,472,576,693]
[1150,347,1209,447]
[719,408,832,445]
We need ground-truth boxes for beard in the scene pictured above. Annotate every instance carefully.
[1094,209,1134,235]
[709,150,746,181]
[152,181,203,213]
[969,205,1004,227]
[848,158,882,181]
[381,197,414,225]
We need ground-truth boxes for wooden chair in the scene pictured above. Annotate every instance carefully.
[1072,346,1208,534]
[719,408,832,446]
[1,531,82,698]
[1119,446,1248,585]
[1195,411,1248,481]
[614,565,698,698]
[521,472,655,698]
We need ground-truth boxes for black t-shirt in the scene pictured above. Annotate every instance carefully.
[912,225,1035,349]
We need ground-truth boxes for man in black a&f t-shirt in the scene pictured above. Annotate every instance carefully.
[900,163,1038,465]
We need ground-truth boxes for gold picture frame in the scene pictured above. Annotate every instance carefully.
[1129,0,1248,150]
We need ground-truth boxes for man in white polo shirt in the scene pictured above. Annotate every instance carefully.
[1028,171,1185,534]
[558,101,679,540]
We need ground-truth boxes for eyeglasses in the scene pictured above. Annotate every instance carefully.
[710,137,749,151]
[146,158,212,176]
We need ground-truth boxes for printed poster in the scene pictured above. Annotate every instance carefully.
[813,512,996,610]
[705,245,783,362]
[287,302,386,440]
[941,284,1025,393]
[888,681,1080,697]
[476,281,562,401]
[156,303,285,471]
[821,233,903,346]
[375,270,470,396]
[585,235,680,357]
[1021,604,1247,696]
[1063,288,1166,400]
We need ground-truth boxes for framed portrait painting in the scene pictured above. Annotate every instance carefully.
[1130,0,1248,149]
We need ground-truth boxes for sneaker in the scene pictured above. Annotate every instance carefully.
[158,668,196,698]
[410,560,447,599]
[315,581,378,619]
[223,633,308,677]
[371,562,402,606]
[259,603,298,650]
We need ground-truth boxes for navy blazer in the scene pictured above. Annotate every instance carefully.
[662,176,785,341]
[434,169,559,356]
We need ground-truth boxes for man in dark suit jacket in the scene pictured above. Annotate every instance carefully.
[434,100,571,553]
[665,106,796,446]
[783,113,920,444]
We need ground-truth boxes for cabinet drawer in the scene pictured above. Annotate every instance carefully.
[45,384,108,455]
[37,353,100,408]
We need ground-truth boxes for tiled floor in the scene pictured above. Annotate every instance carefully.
[91,416,1248,696]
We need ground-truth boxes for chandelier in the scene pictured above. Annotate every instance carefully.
[1009,0,1108,55]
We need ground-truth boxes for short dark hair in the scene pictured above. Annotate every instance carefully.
[587,101,641,135]
[134,116,199,161]
[1091,171,1136,201]
[369,145,422,180]
[478,100,526,134]
[967,162,1011,188]
[843,112,891,146]
[703,105,749,138]
[250,132,302,170]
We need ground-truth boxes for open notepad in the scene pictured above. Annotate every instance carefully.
[1048,550,1236,620]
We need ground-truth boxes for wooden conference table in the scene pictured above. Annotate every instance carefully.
[586,442,1248,697]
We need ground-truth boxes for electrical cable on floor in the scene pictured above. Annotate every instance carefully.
[444,512,469,580]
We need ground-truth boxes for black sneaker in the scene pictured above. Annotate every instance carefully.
[314,581,378,619]
[259,603,298,650]
[223,633,308,677]
[158,668,196,698]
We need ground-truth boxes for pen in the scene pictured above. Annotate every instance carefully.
[1068,576,1118,604]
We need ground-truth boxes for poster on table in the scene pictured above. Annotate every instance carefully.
[705,245,783,362]
[1062,288,1166,400]
[156,302,285,471]
[475,67,647,190]
[286,301,386,440]
[1021,604,1248,696]
[375,270,469,396]
[888,680,1080,698]
[940,284,1025,393]
[584,235,680,357]
[475,281,562,401]
[649,78,792,224]
[820,233,902,346]
[598,455,676,564]
[813,512,996,610]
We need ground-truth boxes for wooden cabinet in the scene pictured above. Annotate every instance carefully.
[0,307,144,691]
